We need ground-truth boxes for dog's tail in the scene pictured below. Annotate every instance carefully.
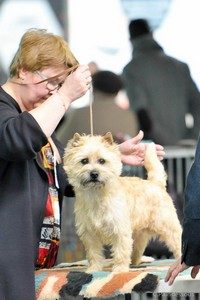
[144,143,167,188]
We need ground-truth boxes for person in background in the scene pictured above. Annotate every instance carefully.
[122,18,200,145]
[56,70,138,145]
[88,62,130,110]
[0,28,164,299]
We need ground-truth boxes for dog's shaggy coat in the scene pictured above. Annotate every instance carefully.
[63,133,182,272]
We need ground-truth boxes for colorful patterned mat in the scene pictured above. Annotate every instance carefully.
[35,259,176,300]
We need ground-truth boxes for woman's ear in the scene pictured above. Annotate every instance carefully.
[19,68,28,80]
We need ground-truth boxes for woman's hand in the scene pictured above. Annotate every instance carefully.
[59,65,92,105]
[30,65,91,138]
[164,258,200,285]
[119,130,165,166]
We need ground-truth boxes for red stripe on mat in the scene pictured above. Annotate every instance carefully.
[97,271,142,297]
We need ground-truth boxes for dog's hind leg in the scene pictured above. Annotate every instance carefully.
[153,213,182,259]
[131,231,152,265]
[156,226,182,259]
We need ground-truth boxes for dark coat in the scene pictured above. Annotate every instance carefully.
[0,87,71,300]
[182,135,200,266]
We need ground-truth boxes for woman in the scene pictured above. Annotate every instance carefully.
[0,28,164,300]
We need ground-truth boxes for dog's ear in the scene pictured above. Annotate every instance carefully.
[71,133,82,146]
[102,132,114,145]
[73,133,81,141]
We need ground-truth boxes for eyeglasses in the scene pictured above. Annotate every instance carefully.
[34,65,79,91]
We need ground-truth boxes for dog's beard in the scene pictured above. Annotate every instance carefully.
[81,178,105,187]
[80,173,106,188]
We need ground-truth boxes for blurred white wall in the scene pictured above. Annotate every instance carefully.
[0,0,63,73]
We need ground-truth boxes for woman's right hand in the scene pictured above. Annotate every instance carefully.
[165,257,200,286]
[58,65,92,105]
[165,258,200,285]
[119,130,165,166]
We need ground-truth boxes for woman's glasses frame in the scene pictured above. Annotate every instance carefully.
[34,65,78,91]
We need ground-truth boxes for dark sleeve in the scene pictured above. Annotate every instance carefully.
[0,104,47,161]
[181,218,200,266]
[184,137,200,219]
[181,136,200,265]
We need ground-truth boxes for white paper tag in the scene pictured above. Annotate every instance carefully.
[54,153,59,189]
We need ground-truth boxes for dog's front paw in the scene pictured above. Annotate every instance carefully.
[112,264,129,273]
[86,264,103,273]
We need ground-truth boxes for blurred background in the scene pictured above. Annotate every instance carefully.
[0,0,199,91]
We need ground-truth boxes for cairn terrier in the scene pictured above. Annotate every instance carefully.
[63,133,182,272]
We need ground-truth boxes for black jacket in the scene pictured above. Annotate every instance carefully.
[181,135,200,266]
[0,87,72,300]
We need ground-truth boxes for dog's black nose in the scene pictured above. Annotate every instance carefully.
[90,171,99,180]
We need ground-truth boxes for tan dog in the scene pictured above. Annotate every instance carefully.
[63,133,182,272]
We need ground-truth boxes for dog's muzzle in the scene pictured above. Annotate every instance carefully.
[81,170,105,187]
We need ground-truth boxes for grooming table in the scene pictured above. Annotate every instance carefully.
[35,259,200,299]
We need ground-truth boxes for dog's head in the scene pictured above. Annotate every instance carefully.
[63,132,122,190]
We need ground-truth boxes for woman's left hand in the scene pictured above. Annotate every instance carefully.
[119,130,165,166]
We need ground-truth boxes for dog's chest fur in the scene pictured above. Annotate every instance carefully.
[74,190,131,243]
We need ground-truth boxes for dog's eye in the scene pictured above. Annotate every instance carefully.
[80,158,89,165]
[98,158,106,164]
